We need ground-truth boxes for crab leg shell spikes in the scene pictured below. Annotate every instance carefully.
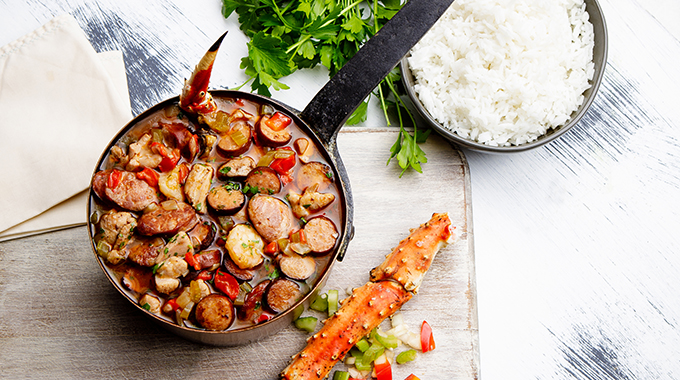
[369,213,454,293]
[179,31,227,115]
[281,281,412,380]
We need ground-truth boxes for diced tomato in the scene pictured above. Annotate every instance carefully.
[107,169,122,189]
[420,320,435,353]
[175,163,189,184]
[214,269,239,300]
[404,375,421,380]
[374,354,392,380]
[185,252,200,271]
[280,172,294,186]
[257,313,272,324]
[264,241,279,256]
[136,167,159,188]
[151,142,181,172]
[195,270,214,281]
[270,147,296,175]
[265,112,292,131]
[164,298,180,312]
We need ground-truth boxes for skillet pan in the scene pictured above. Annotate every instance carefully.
[88,0,455,346]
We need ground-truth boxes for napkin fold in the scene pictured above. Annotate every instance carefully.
[0,14,132,242]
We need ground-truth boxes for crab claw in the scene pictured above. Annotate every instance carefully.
[179,31,228,115]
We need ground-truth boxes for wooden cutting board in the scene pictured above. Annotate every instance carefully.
[0,128,477,380]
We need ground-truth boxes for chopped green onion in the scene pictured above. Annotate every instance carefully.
[332,371,349,380]
[327,289,339,317]
[309,293,328,312]
[294,316,318,333]
[396,349,417,364]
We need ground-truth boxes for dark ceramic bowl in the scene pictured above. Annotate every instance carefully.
[401,0,608,153]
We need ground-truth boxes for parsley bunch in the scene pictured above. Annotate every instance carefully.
[222,0,428,176]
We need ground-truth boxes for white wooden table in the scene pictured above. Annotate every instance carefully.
[1,0,679,379]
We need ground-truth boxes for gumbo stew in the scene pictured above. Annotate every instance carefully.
[90,94,342,331]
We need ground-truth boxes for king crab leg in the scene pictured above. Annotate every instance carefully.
[281,213,456,380]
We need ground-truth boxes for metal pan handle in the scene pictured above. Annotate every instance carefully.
[300,0,454,144]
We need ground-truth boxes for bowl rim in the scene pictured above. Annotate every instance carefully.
[401,0,609,153]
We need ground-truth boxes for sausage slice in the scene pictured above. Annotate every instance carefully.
[217,156,256,179]
[195,294,235,331]
[137,200,198,236]
[296,162,333,191]
[278,253,316,281]
[126,236,164,267]
[265,278,302,314]
[93,169,160,211]
[303,216,338,254]
[256,114,292,147]
[238,280,271,324]
[207,184,246,214]
[216,121,252,157]
[245,167,281,195]
[223,254,255,281]
[247,194,294,243]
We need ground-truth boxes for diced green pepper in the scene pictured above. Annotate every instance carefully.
[396,349,417,364]
[294,316,318,333]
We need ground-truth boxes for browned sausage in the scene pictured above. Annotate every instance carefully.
[216,121,252,157]
[247,194,294,243]
[217,156,256,179]
[278,253,316,281]
[207,184,246,214]
[303,216,338,254]
[237,280,271,324]
[265,278,302,314]
[187,220,216,251]
[223,254,255,281]
[195,294,235,331]
[296,162,333,191]
[244,167,281,195]
[126,236,165,267]
[160,121,199,161]
[193,249,222,270]
[137,200,198,236]
[255,114,292,147]
[93,169,160,211]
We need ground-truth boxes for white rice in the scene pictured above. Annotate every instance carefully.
[408,0,595,146]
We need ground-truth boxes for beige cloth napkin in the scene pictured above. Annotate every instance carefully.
[0,14,132,242]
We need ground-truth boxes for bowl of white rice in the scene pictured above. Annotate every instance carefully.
[402,0,608,152]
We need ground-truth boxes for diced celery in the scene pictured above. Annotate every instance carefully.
[229,129,249,147]
[396,349,417,364]
[355,338,370,352]
[327,289,339,317]
[374,331,399,349]
[309,293,328,312]
[294,316,318,332]
[332,371,349,380]
[257,150,276,167]
[362,342,385,365]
